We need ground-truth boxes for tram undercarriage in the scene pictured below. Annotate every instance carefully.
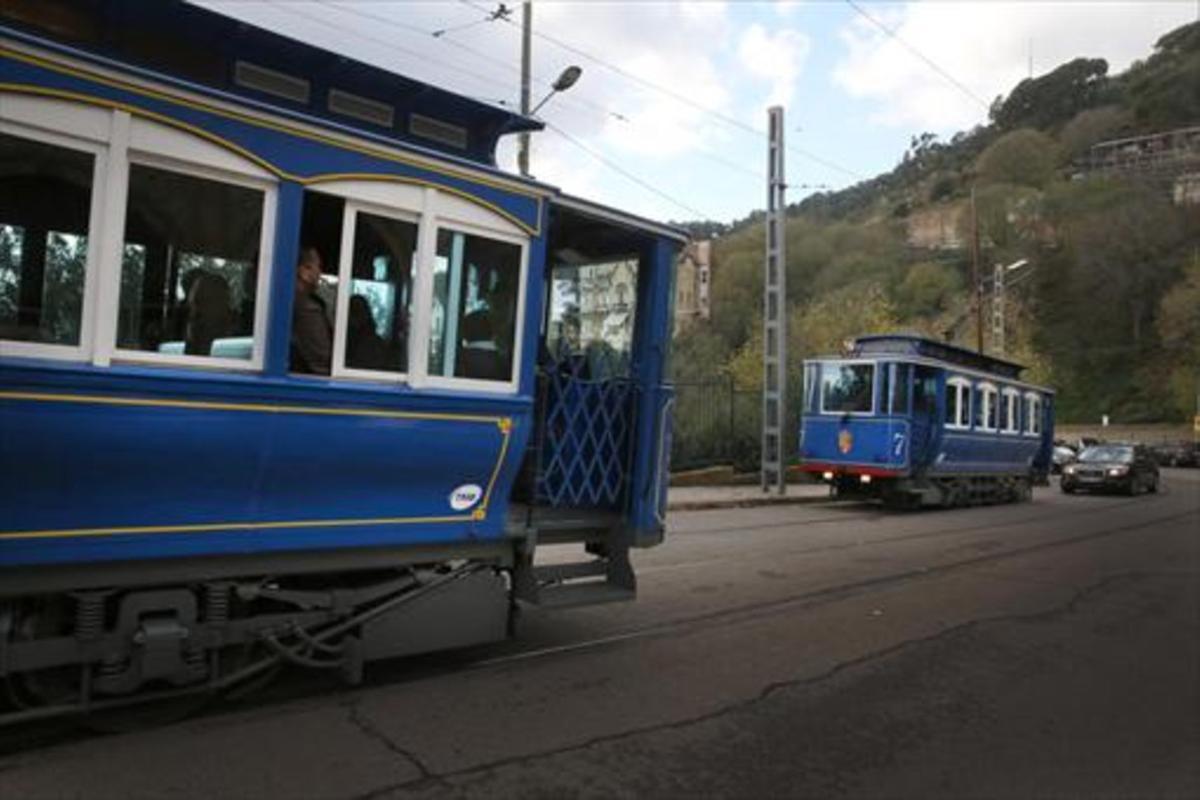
[830,473,1036,509]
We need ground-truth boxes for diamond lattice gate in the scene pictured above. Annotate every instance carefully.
[535,354,637,510]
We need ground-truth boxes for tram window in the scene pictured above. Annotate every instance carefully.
[892,364,912,414]
[117,164,263,360]
[912,366,938,416]
[1025,393,1042,436]
[545,258,638,378]
[978,384,998,431]
[879,364,891,414]
[429,228,521,382]
[341,211,417,374]
[803,363,819,413]
[946,377,971,429]
[1002,388,1020,433]
[821,363,874,414]
[0,132,94,347]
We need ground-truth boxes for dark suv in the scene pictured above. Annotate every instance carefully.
[1061,444,1159,495]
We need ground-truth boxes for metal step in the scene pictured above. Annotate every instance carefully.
[535,581,635,609]
[532,560,608,583]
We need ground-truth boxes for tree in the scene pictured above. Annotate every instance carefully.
[990,57,1110,131]
[1058,105,1132,159]
[974,129,1061,189]
[1155,257,1200,419]
[894,261,964,318]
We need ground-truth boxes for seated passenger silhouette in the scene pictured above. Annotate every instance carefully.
[346,294,389,371]
[457,309,505,381]
[290,246,332,374]
[184,270,234,356]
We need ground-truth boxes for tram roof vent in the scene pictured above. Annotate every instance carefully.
[233,61,310,104]
[409,113,468,150]
[328,89,395,128]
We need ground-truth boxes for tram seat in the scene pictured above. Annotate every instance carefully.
[210,337,253,359]
[158,341,185,355]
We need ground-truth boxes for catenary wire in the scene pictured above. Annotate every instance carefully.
[842,0,992,111]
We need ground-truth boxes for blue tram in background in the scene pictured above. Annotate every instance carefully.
[799,335,1054,508]
[0,1,682,722]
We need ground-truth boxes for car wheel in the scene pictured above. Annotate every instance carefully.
[1061,483,1074,494]
[1148,475,1159,494]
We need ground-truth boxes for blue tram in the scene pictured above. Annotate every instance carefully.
[798,335,1054,508]
[0,1,682,721]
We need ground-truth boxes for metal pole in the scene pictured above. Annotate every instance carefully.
[992,261,1005,357]
[762,106,787,495]
[971,187,984,353]
[518,1,532,177]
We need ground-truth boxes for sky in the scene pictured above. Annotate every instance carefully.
[192,1,1198,225]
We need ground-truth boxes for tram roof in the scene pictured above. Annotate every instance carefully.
[1,0,541,167]
[851,334,1026,379]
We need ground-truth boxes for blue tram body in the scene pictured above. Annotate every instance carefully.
[0,1,683,721]
[799,335,1054,507]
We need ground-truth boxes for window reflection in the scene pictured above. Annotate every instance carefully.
[0,132,94,347]
[344,211,416,373]
[429,228,520,382]
[117,164,263,360]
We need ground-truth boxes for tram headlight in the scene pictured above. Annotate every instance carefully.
[859,474,872,484]
[822,471,834,481]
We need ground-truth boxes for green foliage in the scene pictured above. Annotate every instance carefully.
[1121,22,1200,130]
[1058,105,1132,159]
[990,58,1111,132]
[894,261,964,318]
[975,129,1061,189]
[1155,257,1200,419]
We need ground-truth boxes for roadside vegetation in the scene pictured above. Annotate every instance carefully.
[672,21,1200,452]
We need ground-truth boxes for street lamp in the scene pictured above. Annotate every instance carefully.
[992,258,1030,357]
[518,65,582,177]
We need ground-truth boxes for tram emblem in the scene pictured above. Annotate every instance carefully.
[837,429,854,454]
[449,483,484,511]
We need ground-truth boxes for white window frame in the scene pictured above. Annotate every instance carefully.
[946,376,972,430]
[0,119,108,362]
[420,215,528,395]
[102,150,277,371]
[977,382,999,432]
[329,198,423,383]
[0,94,278,371]
[301,181,528,395]
[818,359,877,416]
[1024,392,1042,437]
[1001,388,1021,434]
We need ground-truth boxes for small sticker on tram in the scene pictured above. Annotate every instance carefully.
[449,484,484,511]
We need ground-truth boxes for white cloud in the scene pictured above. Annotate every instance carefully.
[737,23,811,110]
[833,1,1197,132]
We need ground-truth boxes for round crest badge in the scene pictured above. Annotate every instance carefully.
[837,429,854,454]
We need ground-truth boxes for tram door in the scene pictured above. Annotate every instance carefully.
[910,365,940,470]
[531,202,673,522]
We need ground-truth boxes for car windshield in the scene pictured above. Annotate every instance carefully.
[1078,445,1133,463]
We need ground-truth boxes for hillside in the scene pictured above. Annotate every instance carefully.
[675,21,1200,433]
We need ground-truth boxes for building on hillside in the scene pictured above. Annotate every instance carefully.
[905,204,965,250]
[577,259,637,355]
[674,239,711,335]
[1174,173,1200,206]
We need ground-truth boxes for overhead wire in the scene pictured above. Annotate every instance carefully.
[457,0,865,182]
[265,1,770,186]
[842,0,992,111]
[544,122,716,221]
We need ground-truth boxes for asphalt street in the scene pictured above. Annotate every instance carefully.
[1,471,1197,799]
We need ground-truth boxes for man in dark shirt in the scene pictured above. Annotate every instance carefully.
[291,246,332,374]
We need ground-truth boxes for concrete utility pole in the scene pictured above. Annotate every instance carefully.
[971,187,984,353]
[518,1,532,177]
[992,260,1005,357]
[762,106,787,495]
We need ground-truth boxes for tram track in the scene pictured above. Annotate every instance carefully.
[1,493,1192,759]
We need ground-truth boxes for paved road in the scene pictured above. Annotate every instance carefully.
[2,472,1197,799]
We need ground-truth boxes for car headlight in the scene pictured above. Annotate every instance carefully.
[1107,467,1128,477]
[1064,465,1076,475]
